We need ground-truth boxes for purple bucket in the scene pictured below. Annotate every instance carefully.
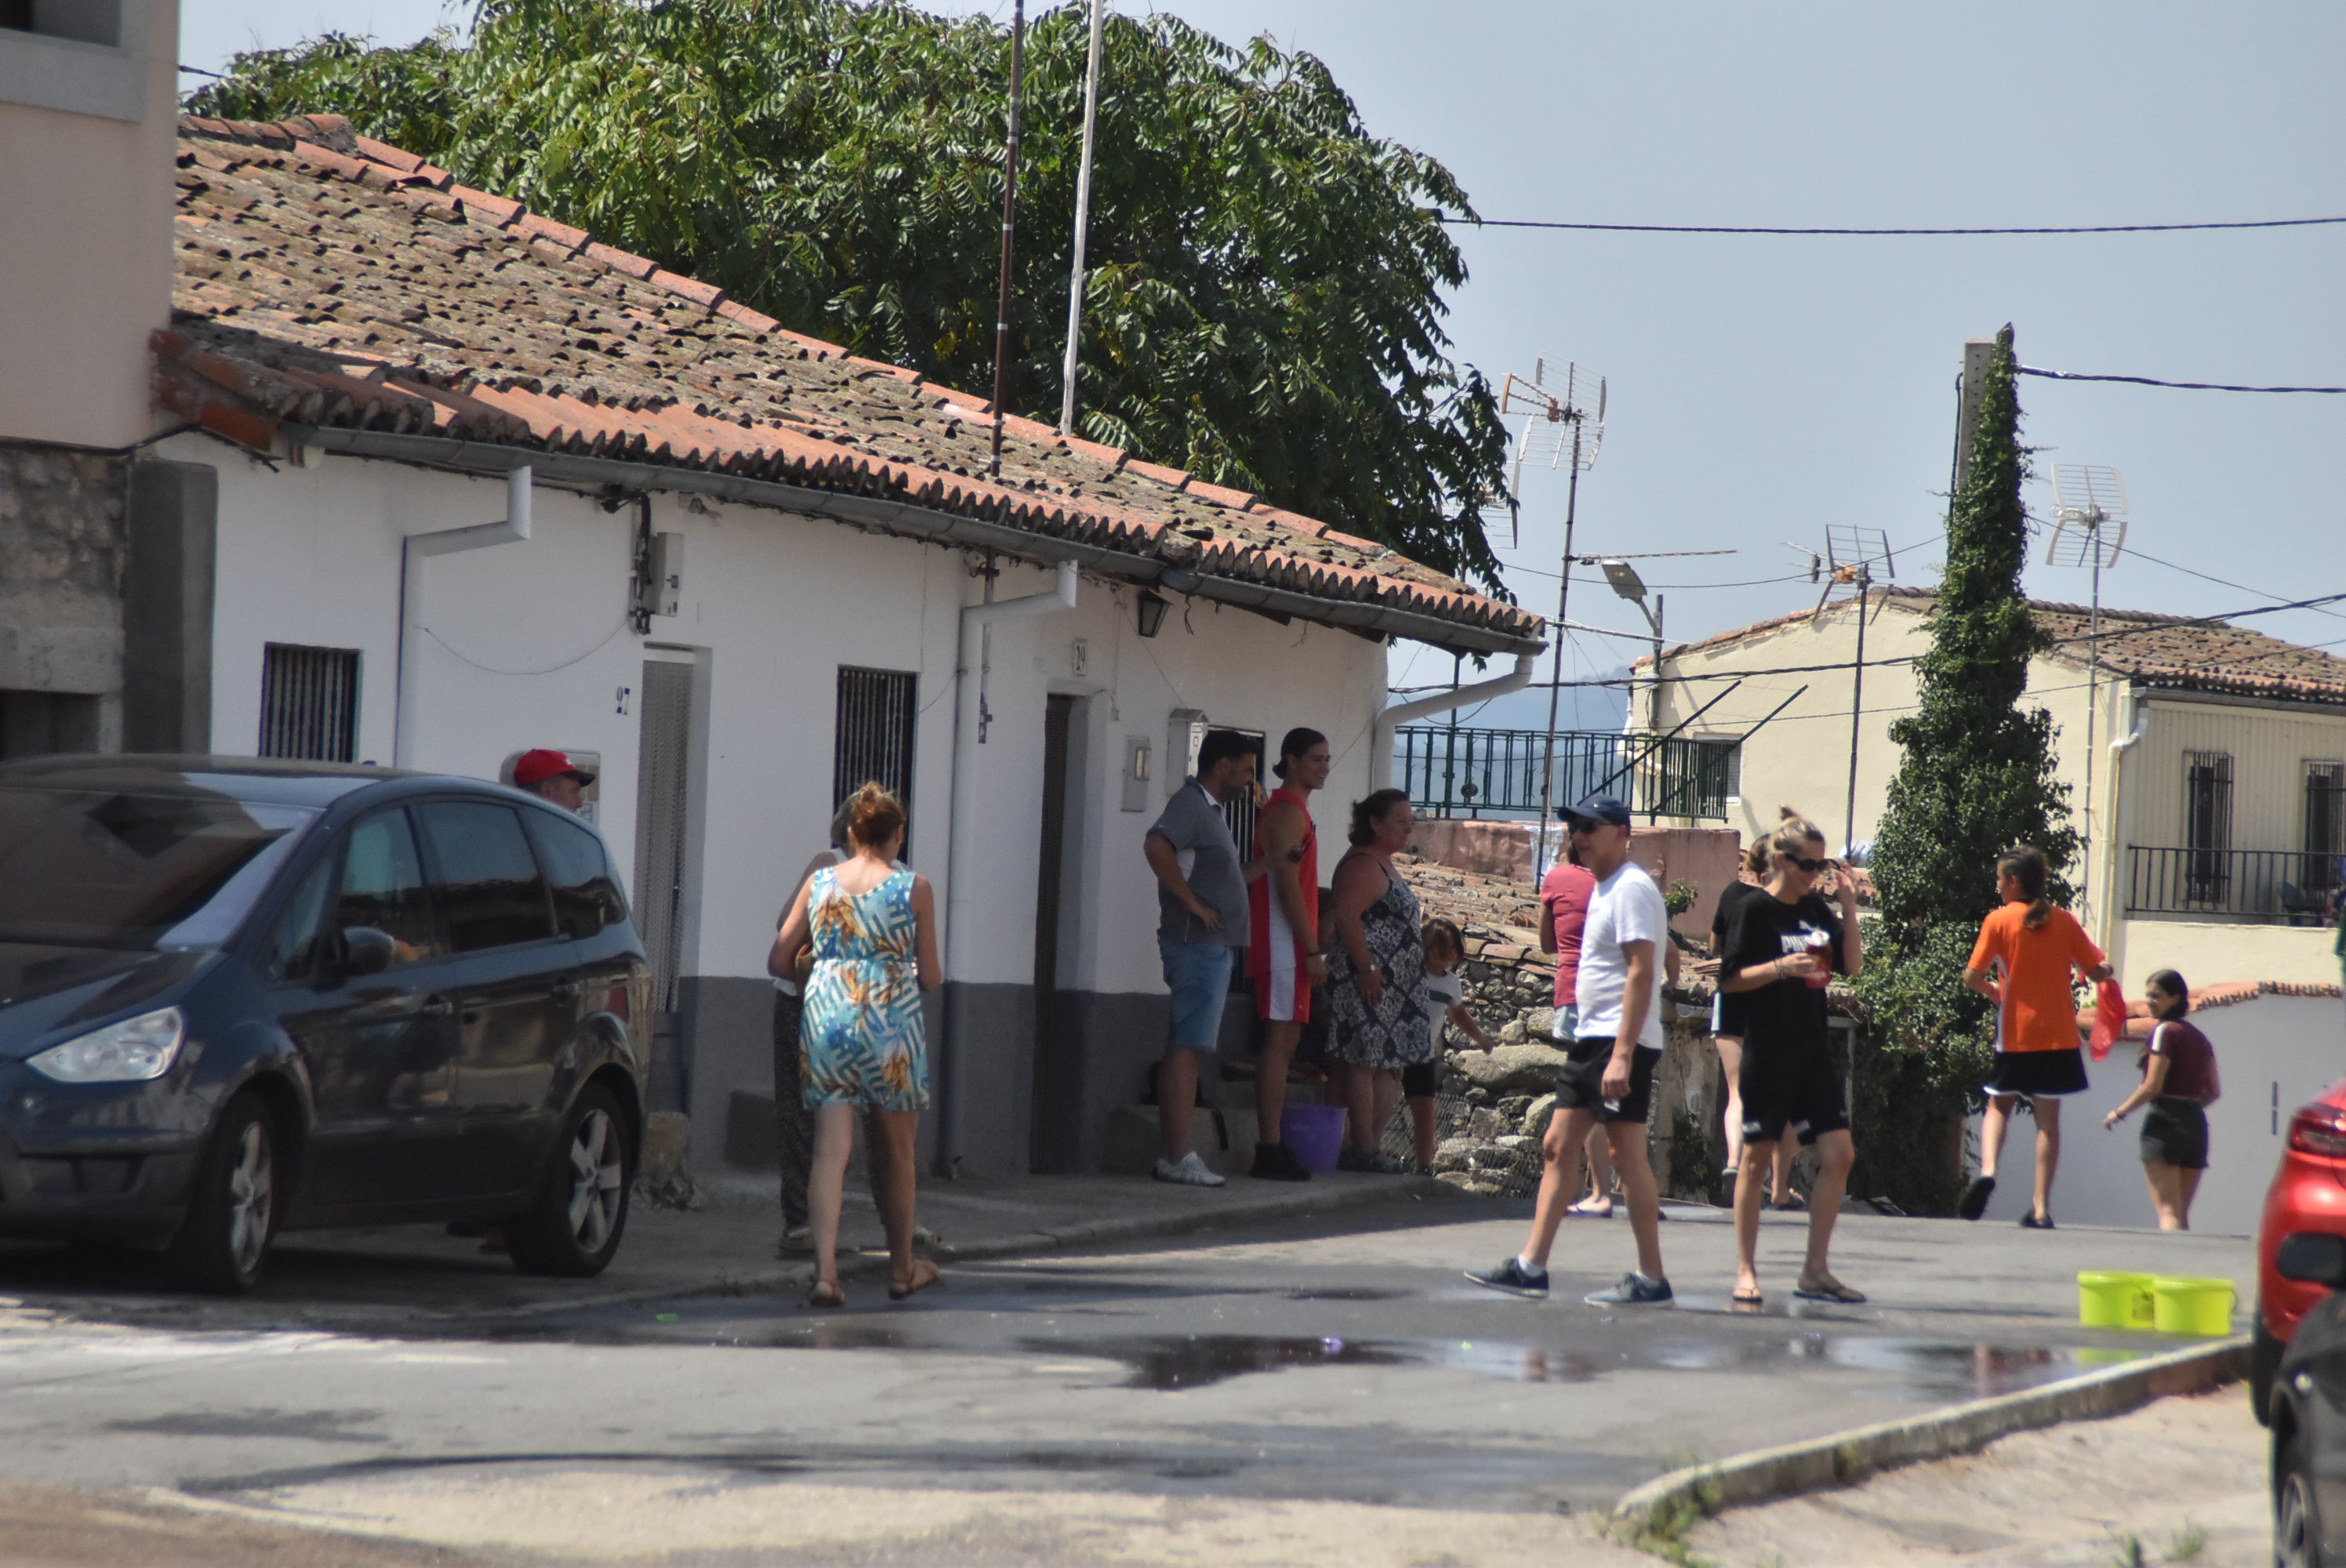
[1280,1104,1349,1174]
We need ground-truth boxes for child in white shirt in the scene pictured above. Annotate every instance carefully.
[1410,918,1496,1174]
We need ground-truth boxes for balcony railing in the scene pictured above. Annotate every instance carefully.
[1394,725,1737,822]
[2125,846,2345,925]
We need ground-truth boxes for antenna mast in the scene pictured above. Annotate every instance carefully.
[2046,464,2129,926]
[989,0,1028,477]
[1056,0,1107,436]
[1810,525,1896,853]
[1500,359,1605,878]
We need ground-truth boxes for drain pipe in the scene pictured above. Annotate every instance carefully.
[393,465,533,768]
[2098,685,2149,962]
[1370,649,1540,790]
[936,558,1080,1177]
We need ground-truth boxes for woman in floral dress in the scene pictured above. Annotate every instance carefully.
[1324,788,1429,1174]
[772,782,941,1307]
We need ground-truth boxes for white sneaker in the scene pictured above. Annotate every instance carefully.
[1153,1152,1227,1187]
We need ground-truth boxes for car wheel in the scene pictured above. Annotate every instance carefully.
[507,1083,632,1277]
[167,1094,278,1294]
[2256,1312,2285,1427]
[2277,1426,2322,1568]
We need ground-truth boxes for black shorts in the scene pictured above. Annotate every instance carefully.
[1984,1047,2089,1099]
[1712,989,1749,1040]
[2141,1098,2210,1170]
[1738,1036,1848,1145]
[1555,1037,1661,1126]
[1401,1060,1440,1099]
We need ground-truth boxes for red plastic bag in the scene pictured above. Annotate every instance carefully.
[2086,978,2128,1062]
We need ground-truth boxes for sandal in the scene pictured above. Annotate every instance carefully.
[807,1280,846,1309]
[1793,1279,1867,1305]
[1730,1289,1764,1311]
[1567,1196,1614,1218]
[889,1259,942,1302]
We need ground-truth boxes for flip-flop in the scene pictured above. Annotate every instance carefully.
[807,1281,846,1309]
[888,1260,942,1301]
[1730,1290,1764,1310]
[1794,1280,1867,1305]
[1567,1198,1614,1218]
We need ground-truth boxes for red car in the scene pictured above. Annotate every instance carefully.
[2256,1081,2346,1421]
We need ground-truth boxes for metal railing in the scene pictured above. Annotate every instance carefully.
[1394,725,1737,822]
[2125,846,2345,925]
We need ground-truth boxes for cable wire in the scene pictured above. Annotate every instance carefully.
[1445,215,2346,237]
[2019,366,2346,395]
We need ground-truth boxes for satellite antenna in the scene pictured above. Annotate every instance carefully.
[1807,525,1895,853]
[1499,358,1606,880]
[2046,464,2129,926]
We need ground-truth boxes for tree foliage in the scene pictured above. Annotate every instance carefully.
[187,0,1512,589]
[1849,325,2078,1214]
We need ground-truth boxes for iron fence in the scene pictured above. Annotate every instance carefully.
[2126,846,2345,925]
[1394,725,1737,822]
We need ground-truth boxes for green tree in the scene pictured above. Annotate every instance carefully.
[1850,325,2078,1212]
[187,0,1512,589]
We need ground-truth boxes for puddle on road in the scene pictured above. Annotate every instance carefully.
[1010,1330,2146,1396]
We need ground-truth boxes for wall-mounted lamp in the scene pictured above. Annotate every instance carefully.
[1136,590,1171,639]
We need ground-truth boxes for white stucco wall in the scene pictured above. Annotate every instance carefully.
[178,437,1389,1001]
[1966,994,2346,1236]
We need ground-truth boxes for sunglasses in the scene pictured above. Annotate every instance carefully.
[1786,855,1831,873]
[1566,820,1611,835]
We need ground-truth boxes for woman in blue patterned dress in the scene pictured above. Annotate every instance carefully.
[772,782,941,1307]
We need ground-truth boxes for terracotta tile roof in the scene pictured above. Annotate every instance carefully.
[2181,979,2344,1011]
[155,115,1539,653]
[1645,586,2346,706]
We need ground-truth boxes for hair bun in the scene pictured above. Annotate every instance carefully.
[845,781,906,850]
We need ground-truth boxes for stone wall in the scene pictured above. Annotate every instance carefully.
[0,441,128,754]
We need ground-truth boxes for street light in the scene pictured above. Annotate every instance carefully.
[1136,591,1170,639]
[1599,560,1665,730]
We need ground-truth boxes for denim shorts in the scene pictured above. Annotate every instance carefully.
[1161,939,1236,1051]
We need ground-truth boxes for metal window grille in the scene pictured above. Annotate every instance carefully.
[1222,730,1266,861]
[257,644,359,762]
[2308,762,2346,893]
[833,668,917,841]
[2184,750,2234,904]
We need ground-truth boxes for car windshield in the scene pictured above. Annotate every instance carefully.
[0,783,319,950]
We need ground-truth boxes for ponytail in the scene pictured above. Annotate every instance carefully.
[1998,846,2053,929]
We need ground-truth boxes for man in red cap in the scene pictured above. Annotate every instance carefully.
[514,749,595,814]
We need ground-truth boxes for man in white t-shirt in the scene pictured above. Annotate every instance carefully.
[1469,794,1672,1306]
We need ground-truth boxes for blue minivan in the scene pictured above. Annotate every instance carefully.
[0,756,650,1292]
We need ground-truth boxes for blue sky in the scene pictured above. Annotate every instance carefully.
[181,2,2346,715]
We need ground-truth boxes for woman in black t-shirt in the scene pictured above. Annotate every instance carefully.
[1710,825,1799,1209]
[1718,813,1864,1308]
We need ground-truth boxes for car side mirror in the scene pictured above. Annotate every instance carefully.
[339,926,398,978]
[2279,1232,2346,1290]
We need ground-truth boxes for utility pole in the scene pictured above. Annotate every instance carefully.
[988,0,1027,477]
[1843,565,1870,853]
[1952,336,1998,495]
[1056,0,1106,437]
[1532,417,1585,880]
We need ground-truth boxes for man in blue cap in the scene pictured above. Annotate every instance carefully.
[1469,795,1673,1305]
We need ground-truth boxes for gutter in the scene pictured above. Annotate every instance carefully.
[936,560,1080,1178]
[393,464,532,767]
[280,426,1545,660]
[1368,651,1539,787]
[2099,685,2149,957]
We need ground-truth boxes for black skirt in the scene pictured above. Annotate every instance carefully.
[1983,1046,2089,1098]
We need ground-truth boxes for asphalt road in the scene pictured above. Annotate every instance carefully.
[0,1200,2259,1563]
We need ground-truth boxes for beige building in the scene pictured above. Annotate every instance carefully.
[1637,587,2346,989]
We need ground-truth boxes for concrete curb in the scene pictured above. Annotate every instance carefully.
[1608,1333,2252,1537]
[470,1177,1458,1320]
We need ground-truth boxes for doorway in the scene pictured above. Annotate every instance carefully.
[1029,694,1077,1172]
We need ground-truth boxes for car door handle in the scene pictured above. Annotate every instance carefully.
[419,996,454,1018]
[550,978,583,997]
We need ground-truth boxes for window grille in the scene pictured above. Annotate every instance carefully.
[2308,761,2346,894]
[1222,730,1266,861]
[2184,751,2234,905]
[258,644,359,762]
[833,668,917,842]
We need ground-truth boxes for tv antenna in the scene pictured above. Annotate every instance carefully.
[1806,524,1896,854]
[1500,358,1605,880]
[2046,464,2128,926]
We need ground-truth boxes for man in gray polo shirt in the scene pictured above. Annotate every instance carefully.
[1142,730,1262,1186]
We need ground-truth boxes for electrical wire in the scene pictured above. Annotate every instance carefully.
[1445,215,2346,237]
[2019,366,2346,395]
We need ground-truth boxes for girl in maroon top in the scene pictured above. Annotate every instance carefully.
[2102,969,2221,1230]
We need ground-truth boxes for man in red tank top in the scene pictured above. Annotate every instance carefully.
[1247,728,1330,1181]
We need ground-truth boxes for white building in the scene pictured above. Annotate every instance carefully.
[6,109,1541,1177]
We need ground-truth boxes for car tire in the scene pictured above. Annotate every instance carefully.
[2277,1425,2322,1568]
[507,1083,633,1278]
[2255,1311,2285,1427]
[166,1093,278,1295]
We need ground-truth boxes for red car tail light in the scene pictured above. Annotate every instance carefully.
[2289,1105,2346,1160]
[605,982,630,1025]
